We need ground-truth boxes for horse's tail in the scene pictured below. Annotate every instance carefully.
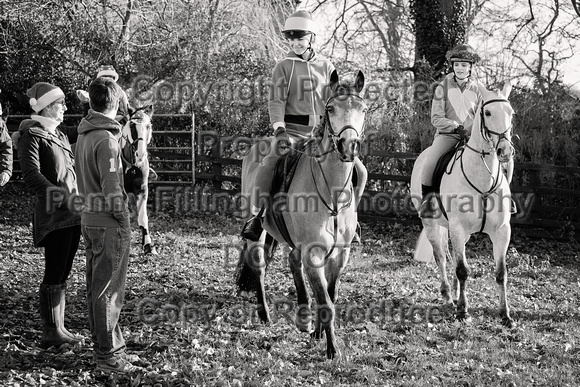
[235,234,278,292]
[414,227,448,263]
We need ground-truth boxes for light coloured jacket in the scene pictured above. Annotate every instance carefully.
[0,119,12,177]
[431,73,483,134]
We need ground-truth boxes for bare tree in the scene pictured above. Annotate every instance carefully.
[469,0,580,94]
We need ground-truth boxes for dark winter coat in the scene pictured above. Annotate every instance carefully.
[16,119,80,247]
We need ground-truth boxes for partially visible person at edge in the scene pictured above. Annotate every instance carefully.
[14,82,83,348]
[418,43,515,218]
[75,76,141,374]
[240,9,368,243]
[77,65,130,126]
[0,97,12,187]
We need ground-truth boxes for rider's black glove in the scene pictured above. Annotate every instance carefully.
[456,125,470,140]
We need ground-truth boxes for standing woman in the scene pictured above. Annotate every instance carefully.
[15,82,83,348]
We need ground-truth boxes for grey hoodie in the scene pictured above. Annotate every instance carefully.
[75,109,128,227]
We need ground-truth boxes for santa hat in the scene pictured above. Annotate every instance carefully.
[96,65,119,81]
[27,82,66,113]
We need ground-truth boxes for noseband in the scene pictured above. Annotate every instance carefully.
[319,93,367,159]
[120,108,151,168]
[479,98,513,150]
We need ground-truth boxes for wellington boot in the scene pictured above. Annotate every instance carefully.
[58,283,84,342]
[39,283,81,349]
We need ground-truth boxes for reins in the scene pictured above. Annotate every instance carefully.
[459,98,512,232]
[309,92,366,259]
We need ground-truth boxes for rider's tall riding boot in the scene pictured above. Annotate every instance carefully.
[418,184,437,219]
[241,206,265,242]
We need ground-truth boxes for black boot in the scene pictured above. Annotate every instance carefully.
[241,216,264,241]
[39,283,82,349]
[510,198,517,214]
[418,184,437,219]
[351,223,362,244]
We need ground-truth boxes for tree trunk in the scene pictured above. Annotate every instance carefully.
[410,0,466,82]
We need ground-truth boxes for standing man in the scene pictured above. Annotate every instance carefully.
[75,77,137,374]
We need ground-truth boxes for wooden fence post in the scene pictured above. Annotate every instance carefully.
[191,112,195,185]
[211,134,222,191]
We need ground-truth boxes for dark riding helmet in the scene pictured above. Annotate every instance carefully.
[282,10,319,39]
[446,44,481,64]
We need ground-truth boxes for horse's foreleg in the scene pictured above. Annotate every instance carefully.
[304,248,338,360]
[353,158,368,207]
[490,225,513,327]
[136,188,156,255]
[288,248,312,333]
[450,228,470,322]
[325,248,350,304]
[246,238,270,323]
[137,162,157,255]
[424,223,454,306]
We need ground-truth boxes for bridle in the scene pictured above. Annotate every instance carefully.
[465,98,514,156]
[459,98,515,232]
[309,91,367,256]
[315,93,367,160]
[120,107,151,168]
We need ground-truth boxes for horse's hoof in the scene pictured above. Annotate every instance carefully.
[327,348,338,360]
[310,330,325,340]
[456,312,472,323]
[501,316,514,328]
[144,244,158,255]
[296,321,313,333]
[439,302,456,319]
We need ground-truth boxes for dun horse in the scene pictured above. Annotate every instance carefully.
[120,105,157,255]
[236,70,367,359]
[410,82,515,327]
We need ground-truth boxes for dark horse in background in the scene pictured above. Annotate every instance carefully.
[236,70,368,359]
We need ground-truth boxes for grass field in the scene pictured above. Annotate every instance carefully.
[1,184,579,386]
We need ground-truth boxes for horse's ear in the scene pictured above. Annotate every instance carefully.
[354,71,364,94]
[143,104,154,117]
[330,69,339,92]
[500,80,512,99]
[476,80,488,96]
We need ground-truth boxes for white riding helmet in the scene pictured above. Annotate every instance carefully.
[282,10,319,38]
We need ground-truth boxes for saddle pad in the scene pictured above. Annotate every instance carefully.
[124,165,144,196]
[432,146,461,193]
[269,147,304,249]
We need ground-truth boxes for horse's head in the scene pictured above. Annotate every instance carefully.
[475,81,515,163]
[123,104,153,168]
[322,70,367,162]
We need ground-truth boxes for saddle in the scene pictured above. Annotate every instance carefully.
[432,145,462,193]
[428,143,464,220]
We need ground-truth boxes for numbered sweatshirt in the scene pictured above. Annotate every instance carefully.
[75,109,128,227]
